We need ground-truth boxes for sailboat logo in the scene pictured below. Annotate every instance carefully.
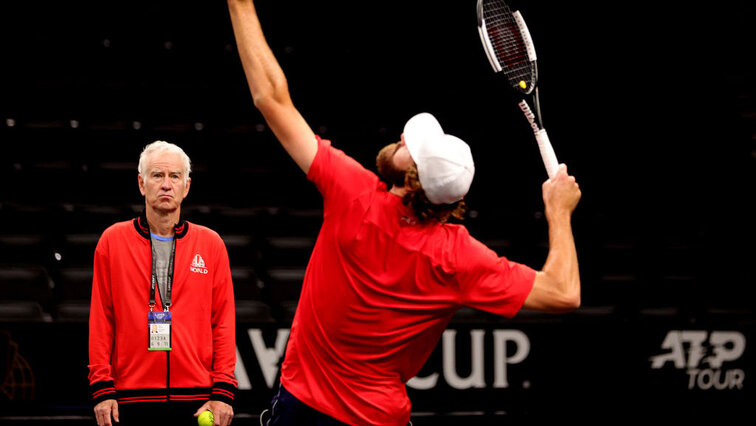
[190,254,208,274]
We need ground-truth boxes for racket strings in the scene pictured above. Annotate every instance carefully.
[489,21,529,68]
[481,0,536,91]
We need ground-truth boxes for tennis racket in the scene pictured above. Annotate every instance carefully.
[476,0,559,178]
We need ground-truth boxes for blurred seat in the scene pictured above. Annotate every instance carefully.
[223,234,263,270]
[253,208,319,322]
[57,203,131,235]
[0,264,55,320]
[208,206,270,235]
[278,299,299,324]
[576,210,644,314]
[55,302,91,322]
[0,234,56,268]
[639,236,703,315]
[231,266,265,300]
[55,267,93,299]
[263,236,315,268]
[52,266,93,322]
[582,242,642,312]
[265,267,306,322]
[0,160,85,206]
[235,300,274,323]
[54,233,100,267]
[0,301,50,322]
[84,161,139,205]
[0,203,57,235]
[231,266,275,323]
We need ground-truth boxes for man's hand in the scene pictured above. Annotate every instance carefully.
[542,164,581,221]
[194,400,234,426]
[94,399,119,426]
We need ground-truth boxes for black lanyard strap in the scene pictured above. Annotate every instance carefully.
[149,237,176,312]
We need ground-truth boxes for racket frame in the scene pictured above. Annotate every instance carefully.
[476,0,559,177]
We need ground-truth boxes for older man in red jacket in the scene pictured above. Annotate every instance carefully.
[88,141,237,426]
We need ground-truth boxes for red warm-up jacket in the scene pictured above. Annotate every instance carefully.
[88,213,237,406]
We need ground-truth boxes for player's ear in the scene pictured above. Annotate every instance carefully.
[183,177,191,198]
[138,174,146,196]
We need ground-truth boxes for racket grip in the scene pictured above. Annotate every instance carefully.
[535,129,559,178]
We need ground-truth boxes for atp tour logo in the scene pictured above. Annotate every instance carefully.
[649,330,746,390]
[190,254,208,274]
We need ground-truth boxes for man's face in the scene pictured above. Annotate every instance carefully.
[138,151,191,214]
[376,136,414,188]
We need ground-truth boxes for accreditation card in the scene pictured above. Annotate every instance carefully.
[148,311,172,351]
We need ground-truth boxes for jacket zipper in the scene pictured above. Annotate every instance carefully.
[166,350,171,400]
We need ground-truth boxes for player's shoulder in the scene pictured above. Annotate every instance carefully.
[417,220,470,247]
[436,221,472,239]
[185,221,223,243]
[433,221,484,254]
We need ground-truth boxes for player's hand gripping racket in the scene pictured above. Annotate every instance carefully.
[476,0,559,178]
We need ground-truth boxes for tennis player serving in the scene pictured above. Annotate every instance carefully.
[227,1,581,425]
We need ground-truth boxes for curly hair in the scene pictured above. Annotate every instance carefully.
[403,164,467,225]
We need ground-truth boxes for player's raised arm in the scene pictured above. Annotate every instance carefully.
[227,0,317,174]
[523,164,582,313]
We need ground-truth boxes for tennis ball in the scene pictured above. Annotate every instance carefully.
[519,80,527,89]
[198,410,214,426]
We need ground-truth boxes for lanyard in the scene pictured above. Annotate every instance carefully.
[149,237,176,312]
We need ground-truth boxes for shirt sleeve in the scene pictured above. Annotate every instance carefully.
[88,231,117,404]
[210,232,238,405]
[306,136,383,212]
[455,230,536,318]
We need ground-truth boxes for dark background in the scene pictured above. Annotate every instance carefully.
[0,0,754,424]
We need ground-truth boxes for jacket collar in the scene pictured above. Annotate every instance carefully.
[133,210,189,240]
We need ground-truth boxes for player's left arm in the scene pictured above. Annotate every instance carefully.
[522,165,582,313]
[227,0,317,174]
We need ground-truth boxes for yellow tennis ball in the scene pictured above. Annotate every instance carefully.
[519,80,527,89]
[198,410,214,426]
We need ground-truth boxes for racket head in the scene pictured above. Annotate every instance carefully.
[476,0,538,95]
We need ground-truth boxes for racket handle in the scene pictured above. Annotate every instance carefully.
[535,129,559,178]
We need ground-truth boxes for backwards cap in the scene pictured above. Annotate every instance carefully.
[403,113,475,205]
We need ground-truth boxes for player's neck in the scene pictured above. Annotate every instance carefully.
[145,207,180,237]
[389,185,408,198]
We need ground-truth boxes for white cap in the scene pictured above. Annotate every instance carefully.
[403,113,475,205]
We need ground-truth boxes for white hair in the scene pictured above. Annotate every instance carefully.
[137,140,192,182]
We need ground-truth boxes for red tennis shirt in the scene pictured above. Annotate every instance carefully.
[280,137,535,425]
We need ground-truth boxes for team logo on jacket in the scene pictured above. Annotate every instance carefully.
[190,254,209,274]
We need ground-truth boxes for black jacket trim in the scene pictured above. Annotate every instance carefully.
[133,210,189,240]
[113,387,213,404]
[210,381,238,407]
[90,380,117,405]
